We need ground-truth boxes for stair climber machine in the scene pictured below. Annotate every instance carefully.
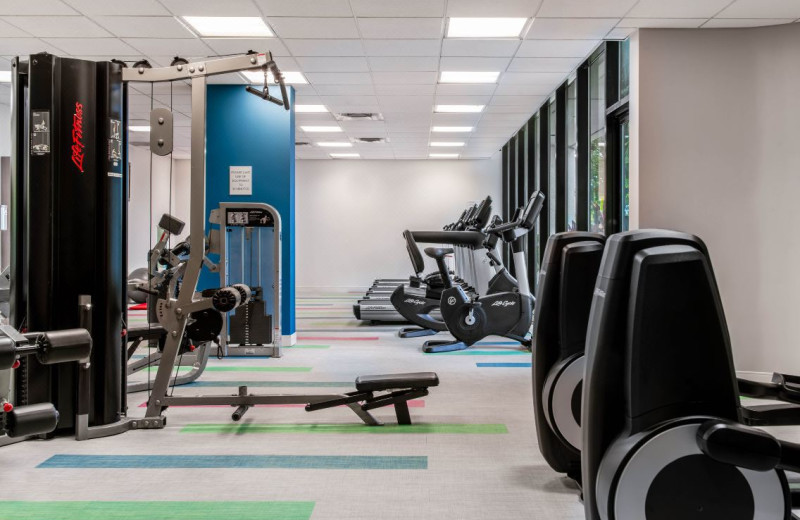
[425,191,545,353]
[353,197,493,322]
[391,212,515,340]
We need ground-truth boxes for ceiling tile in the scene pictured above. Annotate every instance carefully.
[439,56,511,71]
[527,17,618,39]
[372,71,438,84]
[493,82,554,95]
[314,84,376,95]
[318,104,380,113]
[93,16,194,38]
[305,72,373,84]
[604,27,635,39]
[431,113,483,125]
[269,17,360,39]
[627,0,733,18]
[441,39,520,57]
[357,18,444,39]
[617,18,706,28]
[351,0,445,17]
[502,71,567,83]
[0,0,76,15]
[491,94,544,105]
[435,94,493,104]
[485,102,543,113]
[285,39,364,56]
[508,56,581,72]
[254,0,353,17]
[296,56,370,72]
[703,18,795,27]
[321,95,379,106]
[123,38,212,55]
[368,56,439,71]
[203,38,290,56]
[40,37,138,55]
[516,39,598,57]
[363,39,441,56]
[5,16,111,38]
[717,0,800,19]
[374,83,437,95]
[158,0,262,16]
[536,0,638,18]
[435,83,497,95]
[380,95,435,111]
[446,0,542,17]
[64,0,169,15]
[0,19,31,37]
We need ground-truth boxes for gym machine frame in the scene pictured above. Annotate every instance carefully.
[126,53,435,427]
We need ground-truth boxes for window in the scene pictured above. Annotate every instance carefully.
[619,39,630,100]
[566,79,578,231]
[589,53,606,234]
[548,99,557,236]
[620,118,630,231]
[530,114,541,289]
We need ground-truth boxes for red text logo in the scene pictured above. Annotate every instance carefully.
[71,102,85,173]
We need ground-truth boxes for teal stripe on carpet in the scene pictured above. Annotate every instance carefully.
[424,350,529,356]
[38,454,427,470]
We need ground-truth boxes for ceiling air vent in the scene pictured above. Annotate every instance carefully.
[355,137,388,144]
[334,112,384,121]
[295,141,310,146]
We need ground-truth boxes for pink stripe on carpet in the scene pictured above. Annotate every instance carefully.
[298,336,379,341]
[139,400,425,408]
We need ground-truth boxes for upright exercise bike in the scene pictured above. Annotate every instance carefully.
[424,191,545,353]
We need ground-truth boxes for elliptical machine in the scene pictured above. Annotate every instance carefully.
[424,191,545,353]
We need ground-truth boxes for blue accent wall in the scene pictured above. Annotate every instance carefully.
[202,85,295,339]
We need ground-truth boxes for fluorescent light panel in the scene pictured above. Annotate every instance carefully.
[330,153,360,158]
[183,16,273,37]
[432,126,473,133]
[0,71,10,82]
[129,125,151,132]
[430,142,465,147]
[439,71,499,84]
[435,104,484,113]
[430,153,459,158]
[447,17,528,38]
[317,142,352,147]
[295,105,328,113]
[242,70,308,85]
[301,126,342,133]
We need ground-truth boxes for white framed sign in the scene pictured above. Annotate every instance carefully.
[229,166,253,195]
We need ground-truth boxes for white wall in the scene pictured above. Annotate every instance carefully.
[295,157,502,288]
[127,145,190,272]
[632,24,800,372]
[0,102,9,158]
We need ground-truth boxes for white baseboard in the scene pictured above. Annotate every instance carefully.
[282,332,297,347]
[737,370,772,382]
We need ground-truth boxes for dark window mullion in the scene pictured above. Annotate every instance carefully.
[555,84,567,232]
[538,106,550,255]
[576,62,589,231]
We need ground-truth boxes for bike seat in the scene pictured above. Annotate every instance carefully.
[424,247,453,260]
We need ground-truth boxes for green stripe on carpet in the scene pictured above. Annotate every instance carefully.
[180,423,508,434]
[146,366,311,373]
[0,501,314,520]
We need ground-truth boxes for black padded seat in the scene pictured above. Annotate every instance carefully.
[356,372,439,392]
[424,247,453,260]
[126,322,167,340]
[403,230,425,275]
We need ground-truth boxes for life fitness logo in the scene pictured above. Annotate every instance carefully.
[447,296,457,306]
[71,101,85,173]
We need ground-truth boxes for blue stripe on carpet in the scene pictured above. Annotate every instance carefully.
[476,362,532,368]
[38,454,427,470]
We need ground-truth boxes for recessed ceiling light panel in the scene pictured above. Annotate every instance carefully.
[447,17,528,38]
[301,126,342,133]
[430,142,465,147]
[435,104,484,113]
[430,153,460,158]
[330,153,360,158]
[439,71,499,84]
[183,16,273,37]
[432,126,473,133]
